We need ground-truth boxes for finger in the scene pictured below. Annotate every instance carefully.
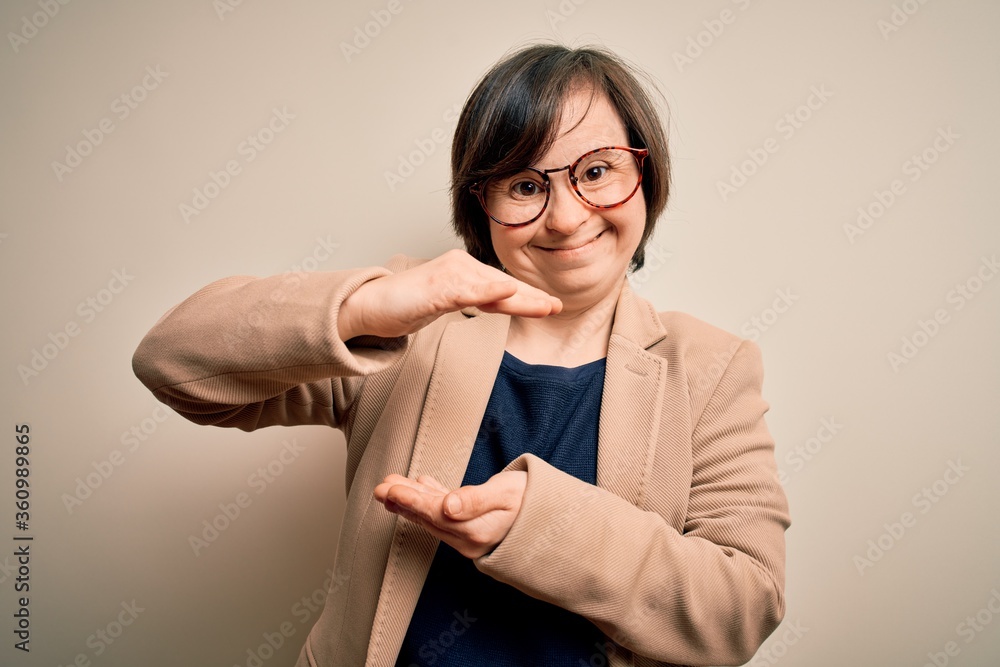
[374,478,420,504]
[439,280,556,317]
[444,269,561,315]
[380,473,412,485]
[469,270,562,315]
[498,281,563,313]
[478,291,563,318]
[459,279,520,307]
[384,483,443,523]
[417,475,449,493]
[445,470,528,519]
[506,278,563,311]
[385,494,491,557]
[443,486,505,519]
[381,485,508,559]
[383,499,413,519]
[373,474,411,502]
[384,483,474,536]
[390,511,476,556]
[377,474,441,496]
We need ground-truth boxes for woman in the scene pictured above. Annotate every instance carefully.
[133,44,790,667]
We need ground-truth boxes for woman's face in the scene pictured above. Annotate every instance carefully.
[488,87,646,311]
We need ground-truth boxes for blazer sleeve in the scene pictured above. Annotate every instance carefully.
[131,259,412,433]
[474,339,790,667]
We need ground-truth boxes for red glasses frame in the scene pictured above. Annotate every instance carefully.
[470,145,649,227]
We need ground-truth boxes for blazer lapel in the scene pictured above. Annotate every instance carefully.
[596,280,669,507]
[366,310,509,667]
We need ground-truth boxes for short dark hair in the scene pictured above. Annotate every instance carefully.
[450,43,670,272]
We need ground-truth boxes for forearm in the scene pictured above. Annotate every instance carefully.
[475,454,786,666]
[131,266,409,429]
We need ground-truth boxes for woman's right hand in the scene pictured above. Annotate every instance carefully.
[338,249,562,340]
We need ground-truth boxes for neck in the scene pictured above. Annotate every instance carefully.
[505,279,623,367]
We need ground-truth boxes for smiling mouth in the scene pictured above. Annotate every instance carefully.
[538,230,605,252]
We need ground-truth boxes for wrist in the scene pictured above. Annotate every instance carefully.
[337,286,369,342]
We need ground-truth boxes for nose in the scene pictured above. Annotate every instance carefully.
[543,169,591,235]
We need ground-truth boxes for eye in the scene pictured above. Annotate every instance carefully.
[494,171,545,200]
[512,180,540,197]
[581,164,609,183]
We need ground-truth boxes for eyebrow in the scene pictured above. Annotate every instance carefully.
[529,144,629,171]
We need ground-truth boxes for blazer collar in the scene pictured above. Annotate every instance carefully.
[597,278,669,506]
[608,277,668,349]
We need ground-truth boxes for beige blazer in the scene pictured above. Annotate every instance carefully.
[132,254,790,667]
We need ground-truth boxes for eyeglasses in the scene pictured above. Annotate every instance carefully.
[471,146,648,227]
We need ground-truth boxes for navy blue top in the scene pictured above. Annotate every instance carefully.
[395,351,610,667]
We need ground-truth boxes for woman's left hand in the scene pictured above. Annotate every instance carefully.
[373,470,527,559]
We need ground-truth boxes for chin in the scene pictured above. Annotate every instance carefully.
[541,266,624,304]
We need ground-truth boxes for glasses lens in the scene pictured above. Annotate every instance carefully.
[479,149,643,225]
[483,169,547,225]
[573,149,642,207]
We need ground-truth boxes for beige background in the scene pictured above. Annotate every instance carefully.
[2,1,999,666]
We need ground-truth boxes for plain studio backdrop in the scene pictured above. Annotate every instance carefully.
[1,1,998,666]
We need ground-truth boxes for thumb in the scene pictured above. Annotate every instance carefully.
[443,486,496,519]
